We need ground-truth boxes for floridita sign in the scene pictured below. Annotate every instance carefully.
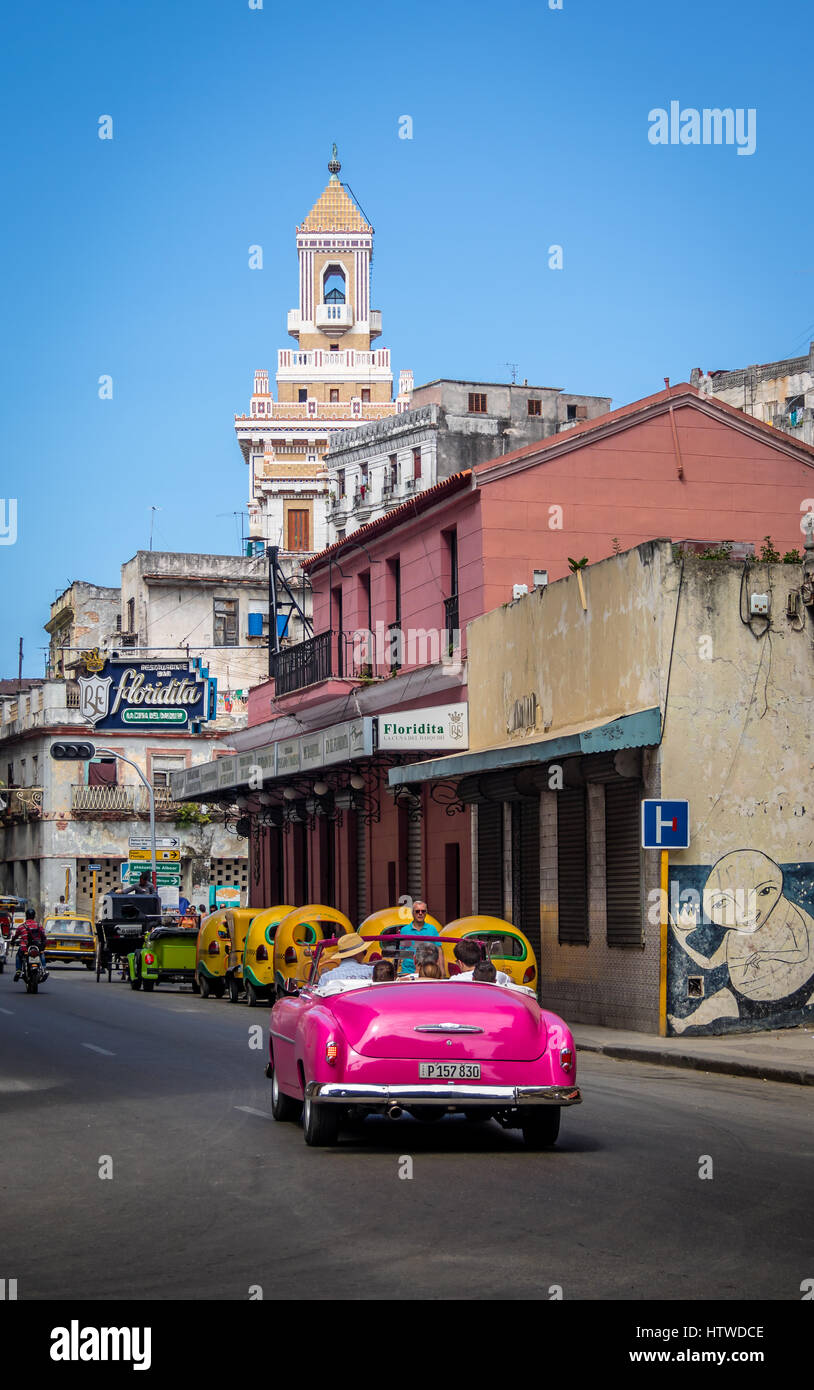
[377,703,468,751]
[79,660,216,732]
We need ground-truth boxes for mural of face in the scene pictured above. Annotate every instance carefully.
[703,851,782,934]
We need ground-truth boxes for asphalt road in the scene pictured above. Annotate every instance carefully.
[1,965,811,1301]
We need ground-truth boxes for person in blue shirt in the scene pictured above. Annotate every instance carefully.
[399,900,439,974]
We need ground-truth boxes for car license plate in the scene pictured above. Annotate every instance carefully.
[419,1063,481,1080]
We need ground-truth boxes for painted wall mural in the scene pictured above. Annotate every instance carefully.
[667,849,814,1035]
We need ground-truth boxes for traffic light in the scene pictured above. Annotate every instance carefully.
[50,741,96,760]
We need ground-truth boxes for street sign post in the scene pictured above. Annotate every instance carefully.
[641,799,690,850]
[641,799,690,1040]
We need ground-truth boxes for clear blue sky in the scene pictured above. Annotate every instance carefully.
[1,0,811,676]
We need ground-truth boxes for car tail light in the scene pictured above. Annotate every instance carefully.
[144,953,155,965]
[523,965,536,984]
[559,1047,574,1073]
[325,1039,338,1066]
[256,944,268,962]
[208,941,219,955]
[284,946,297,964]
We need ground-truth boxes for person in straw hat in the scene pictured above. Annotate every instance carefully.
[322,932,374,984]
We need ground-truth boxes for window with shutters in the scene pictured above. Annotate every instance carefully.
[512,798,541,964]
[213,598,238,647]
[557,789,588,944]
[152,754,187,789]
[605,780,644,946]
[287,509,310,552]
[468,393,487,413]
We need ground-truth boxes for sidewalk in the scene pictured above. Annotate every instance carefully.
[573,1022,814,1086]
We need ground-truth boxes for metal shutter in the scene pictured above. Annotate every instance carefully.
[477,802,503,916]
[605,780,643,946]
[557,789,588,944]
[356,812,368,920]
[407,815,423,900]
[513,798,541,962]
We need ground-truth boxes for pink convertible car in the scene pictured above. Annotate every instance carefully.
[266,934,582,1147]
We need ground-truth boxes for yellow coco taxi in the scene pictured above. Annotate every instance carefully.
[272,905,354,998]
[42,914,97,968]
[224,908,262,1003]
[196,909,232,998]
[441,916,538,989]
[242,905,294,1007]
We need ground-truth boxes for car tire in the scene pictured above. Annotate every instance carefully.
[130,978,142,991]
[199,973,211,999]
[520,1107,560,1150]
[85,962,94,971]
[228,976,241,1003]
[142,981,155,993]
[270,1055,303,1123]
[212,981,225,999]
[245,980,257,1008]
[303,1089,339,1147]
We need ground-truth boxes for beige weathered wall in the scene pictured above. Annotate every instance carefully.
[467,540,666,752]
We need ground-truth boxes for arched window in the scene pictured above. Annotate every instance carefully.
[322,265,346,304]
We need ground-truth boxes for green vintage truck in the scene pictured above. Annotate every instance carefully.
[128,926,199,993]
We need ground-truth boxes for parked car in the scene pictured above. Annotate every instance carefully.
[242,905,294,1007]
[441,916,538,989]
[195,908,232,998]
[42,914,97,969]
[224,908,262,1002]
[271,905,354,999]
[128,926,199,992]
[266,932,581,1147]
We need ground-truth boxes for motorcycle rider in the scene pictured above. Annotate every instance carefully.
[13,909,48,982]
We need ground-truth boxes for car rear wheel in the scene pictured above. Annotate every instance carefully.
[142,981,155,993]
[520,1107,560,1149]
[212,981,225,999]
[245,981,257,1008]
[303,1090,339,1146]
[228,976,241,1003]
[130,977,142,991]
[270,1057,303,1123]
[199,973,211,999]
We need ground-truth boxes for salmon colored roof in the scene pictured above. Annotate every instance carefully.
[474,382,814,479]
[304,471,473,572]
[298,181,372,234]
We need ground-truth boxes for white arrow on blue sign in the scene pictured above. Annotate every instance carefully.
[641,799,690,849]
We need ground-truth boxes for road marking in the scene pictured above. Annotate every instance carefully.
[0,1008,14,1015]
[234,1105,269,1120]
[82,1043,115,1057]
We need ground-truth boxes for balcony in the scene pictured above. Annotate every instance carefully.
[72,785,139,814]
[1,787,43,820]
[316,303,354,333]
[274,630,337,696]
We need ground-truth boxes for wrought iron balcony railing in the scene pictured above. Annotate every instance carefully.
[273,630,336,696]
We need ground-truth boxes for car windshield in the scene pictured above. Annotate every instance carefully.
[45,918,91,935]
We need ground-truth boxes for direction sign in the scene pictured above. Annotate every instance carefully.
[641,799,690,849]
[128,848,181,863]
[129,836,180,851]
[121,863,181,886]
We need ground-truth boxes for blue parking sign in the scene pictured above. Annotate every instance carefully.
[641,799,690,849]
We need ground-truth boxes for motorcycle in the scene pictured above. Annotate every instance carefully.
[20,943,47,994]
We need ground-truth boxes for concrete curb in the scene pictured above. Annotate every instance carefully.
[577,1040,814,1087]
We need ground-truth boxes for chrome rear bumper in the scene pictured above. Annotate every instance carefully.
[304,1082,581,1107]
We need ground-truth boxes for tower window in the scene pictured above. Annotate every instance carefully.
[287,509,310,552]
[330,344,339,352]
[468,393,487,413]
[413,446,422,479]
[298,389,307,403]
[323,266,346,303]
[361,388,370,403]
[527,398,542,416]
[330,389,339,404]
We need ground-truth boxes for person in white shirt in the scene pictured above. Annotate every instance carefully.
[449,938,512,985]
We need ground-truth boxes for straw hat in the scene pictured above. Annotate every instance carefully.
[334,932,368,960]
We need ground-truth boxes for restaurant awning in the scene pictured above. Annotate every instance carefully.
[387,707,661,787]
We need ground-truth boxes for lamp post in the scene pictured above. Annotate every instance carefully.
[95,748,157,892]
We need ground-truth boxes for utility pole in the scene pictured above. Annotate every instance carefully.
[149,506,161,552]
[18,637,23,690]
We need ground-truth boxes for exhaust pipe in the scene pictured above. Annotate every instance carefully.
[386,1104,403,1119]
